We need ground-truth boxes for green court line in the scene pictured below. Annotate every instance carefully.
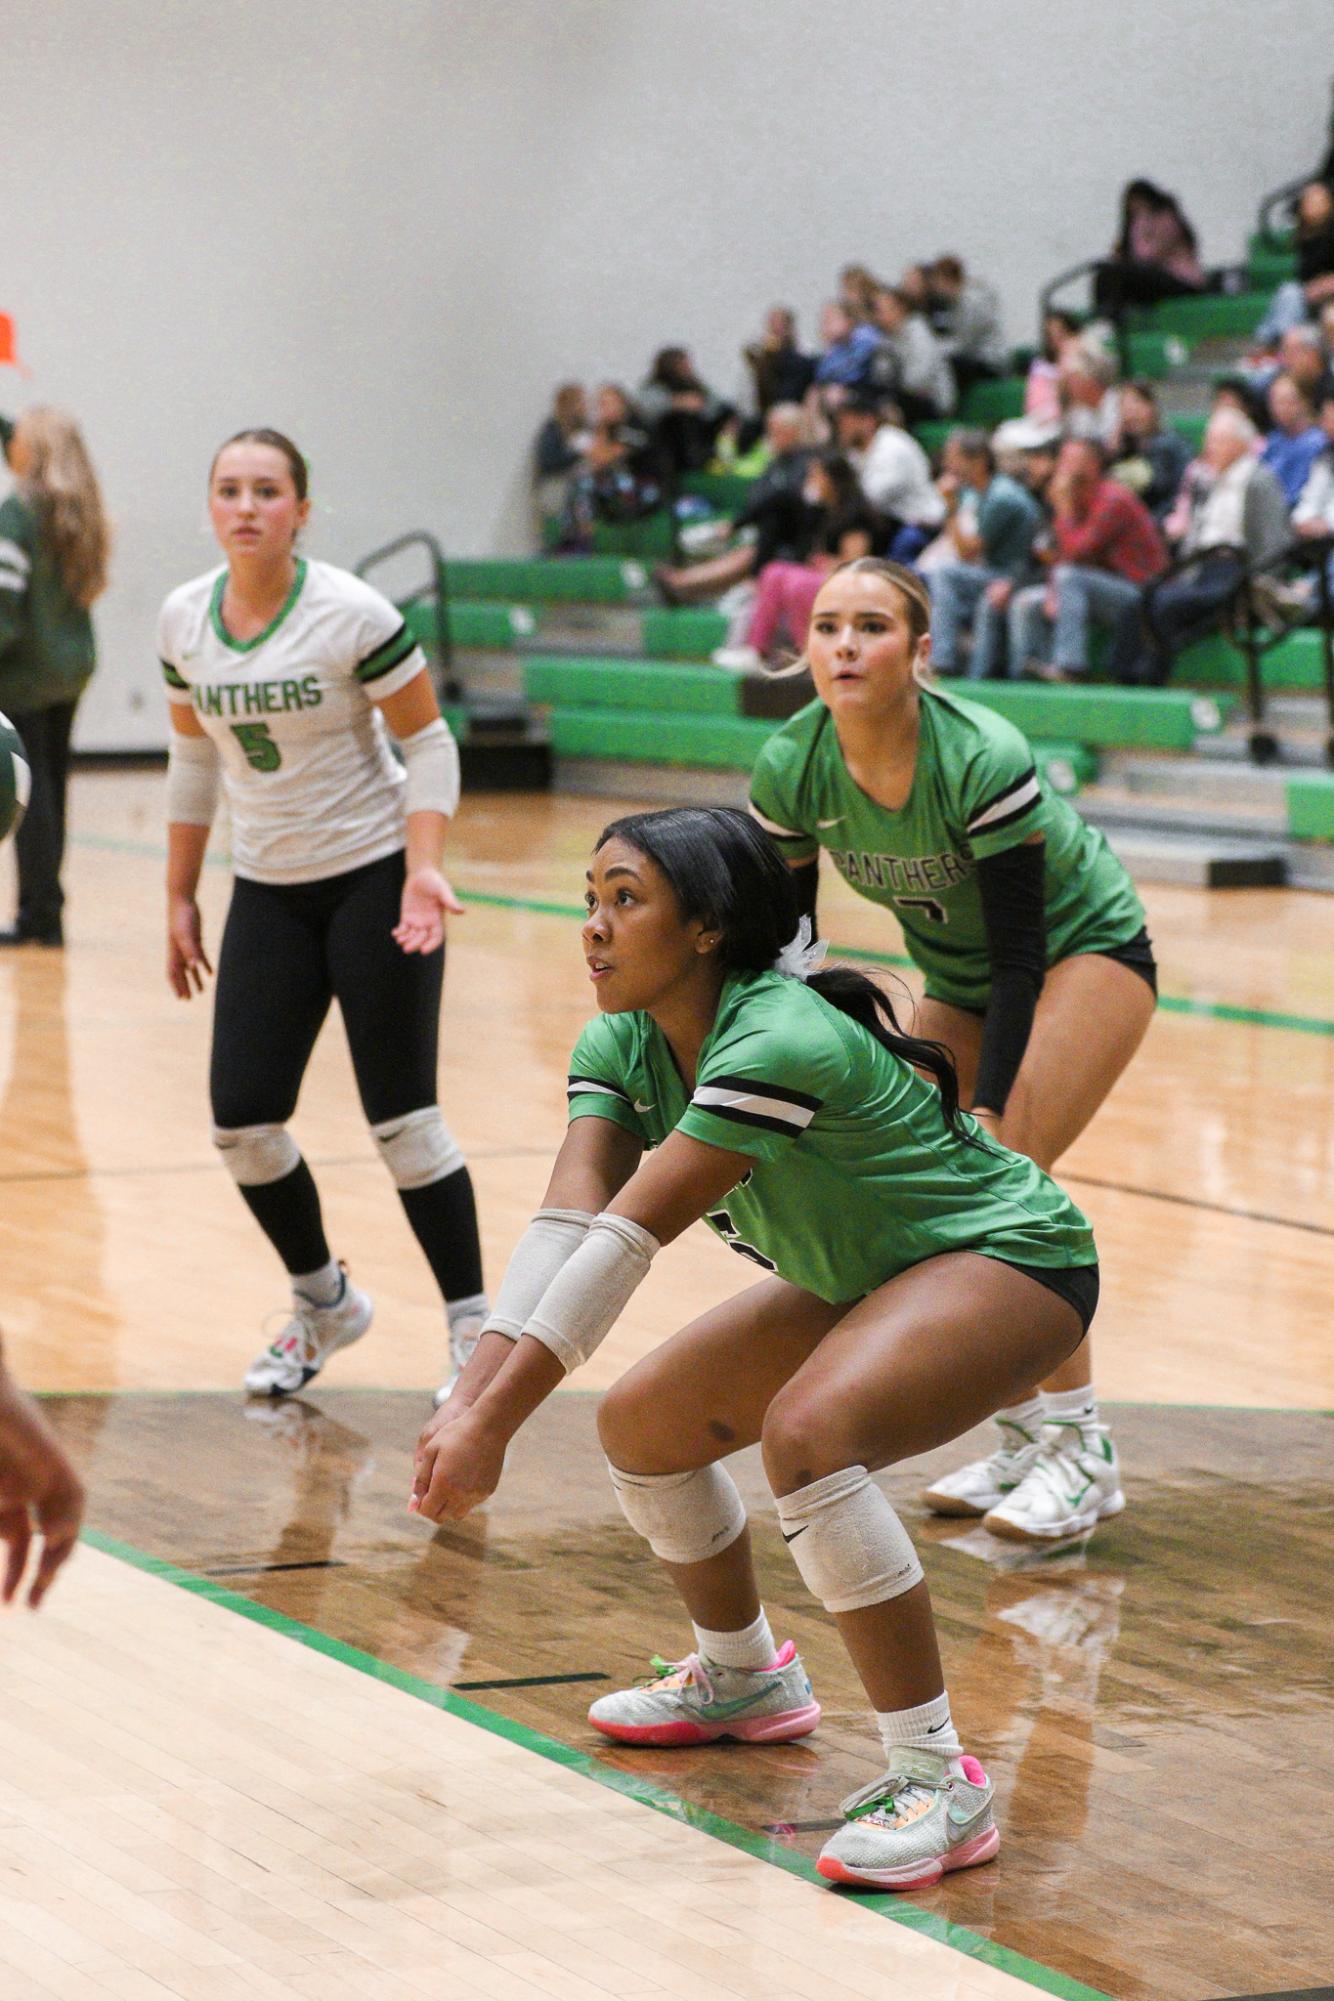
[83,1523,1113,2001]
[69,835,1334,1039]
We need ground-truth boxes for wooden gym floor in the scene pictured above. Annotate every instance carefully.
[1,770,1332,2001]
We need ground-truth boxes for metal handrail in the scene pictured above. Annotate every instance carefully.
[354,530,458,701]
[1037,257,1132,375]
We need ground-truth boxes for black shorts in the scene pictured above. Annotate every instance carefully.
[1098,925,1158,997]
[997,1258,1100,1334]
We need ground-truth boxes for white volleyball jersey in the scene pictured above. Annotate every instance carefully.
[159,558,435,884]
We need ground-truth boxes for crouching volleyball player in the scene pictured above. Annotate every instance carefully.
[411,806,1100,1891]
[160,428,487,1401]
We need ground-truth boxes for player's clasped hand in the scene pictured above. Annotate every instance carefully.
[392,866,465,957]
[0,1367,85,1609]
[166,894,213,998]
[409,1406,505,1521]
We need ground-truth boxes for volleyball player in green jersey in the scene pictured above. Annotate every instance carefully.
[410,806,1099,1890]
[749,559,1156,1542]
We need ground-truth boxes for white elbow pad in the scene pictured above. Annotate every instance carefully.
[483,1207,595,1341]
[399,716,461,820]
[525,1212,659,1373]
[165,730,221,827]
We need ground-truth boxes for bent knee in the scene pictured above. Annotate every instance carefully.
[761,1389,870,1497]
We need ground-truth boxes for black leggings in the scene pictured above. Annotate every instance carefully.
[210,851,442,1129]
[209,851,483,1307]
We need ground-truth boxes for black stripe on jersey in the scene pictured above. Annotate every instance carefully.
[567,1073,634,1107]
[355,622,417,683]
[704,1072,824,1112]
[697,1103,809,1137]
[972,794,1043,839]
[966,765,1039,833]
[160,658,188,690]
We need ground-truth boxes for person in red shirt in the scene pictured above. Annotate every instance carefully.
[1008,438,1167,682]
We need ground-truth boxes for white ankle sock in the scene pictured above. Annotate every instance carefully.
[876,1690,963,1764]
[293,1260,343,1308]
[995,1396,1045,1438]
[1043,1385,1099,1429]
[447,1291,490,1331]
[693,1608,775,1670]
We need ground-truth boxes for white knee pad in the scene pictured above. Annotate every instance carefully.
[608,1461,747,1567]
[774,1465,923,1613]
[371,1105,464,1189]
[212,1122,300,1188]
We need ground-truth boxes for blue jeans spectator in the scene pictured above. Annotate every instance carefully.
[929,563,1008,679]
[1005,568,1143,678]
[1127,553,1245,686]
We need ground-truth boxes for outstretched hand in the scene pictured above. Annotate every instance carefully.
[393,867,464,956]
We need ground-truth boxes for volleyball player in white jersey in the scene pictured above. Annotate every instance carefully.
[159,428,486,1400]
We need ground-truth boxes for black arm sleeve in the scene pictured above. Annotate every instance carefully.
[972,841,1047,1116]
[791,857,819,937]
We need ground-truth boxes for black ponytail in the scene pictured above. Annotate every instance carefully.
[595,806,979,1145]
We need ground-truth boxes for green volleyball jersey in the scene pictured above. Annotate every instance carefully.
[567,970,1095,1304]
[749,688,1145,1010]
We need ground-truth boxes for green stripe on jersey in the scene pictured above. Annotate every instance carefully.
[355,624,417,682]
[749,689,1145,1011]
[208,558,308,654]
[160,657,188,691]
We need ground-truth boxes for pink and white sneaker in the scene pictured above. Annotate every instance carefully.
[588,1641,820,1747]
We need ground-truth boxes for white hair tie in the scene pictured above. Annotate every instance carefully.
[773,915,828,982]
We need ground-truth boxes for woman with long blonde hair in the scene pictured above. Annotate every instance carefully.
[0,406,110,945]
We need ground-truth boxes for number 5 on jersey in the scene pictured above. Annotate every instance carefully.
[231,722,282,772]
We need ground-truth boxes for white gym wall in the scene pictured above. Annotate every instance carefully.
[5,0,1330,748]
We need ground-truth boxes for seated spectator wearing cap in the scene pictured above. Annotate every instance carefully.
[1093,178,1205,319]
[1255,181,1334,345]
[812,301,883,399]
[1261,371,1327,506]
[653,403,813,605]
[1025,310,1081,424]
[1008,437,1167,683]
[927,429,1044,680]
[532,382,591,542]
[832,393,945,561]
[1124,408,1291,687]
[711,452,880,670]
[928,255,1009,403]
[744,307,817,416]
[866,286,955,424]
[1059,339,1122,446]
[1110,381,1191,524]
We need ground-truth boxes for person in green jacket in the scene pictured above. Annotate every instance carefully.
[0,407,110,945]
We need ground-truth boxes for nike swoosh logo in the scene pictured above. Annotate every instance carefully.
[1063,1480,1094,1508]
[948,1800,990,1829]
[926,1720,949,1734]
[706,1680,784,1719]
[781,1526,808,1543]
[633,1100,654,1114]
[816,815,844,829]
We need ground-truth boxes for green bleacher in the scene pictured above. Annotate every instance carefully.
[444,556,646,603]
[1286,773,1334,840]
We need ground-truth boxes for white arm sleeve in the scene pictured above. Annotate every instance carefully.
[397,716,461,821]
[165,729,221,827]
[482,1207,594,1341]
[525,1212,659,1374]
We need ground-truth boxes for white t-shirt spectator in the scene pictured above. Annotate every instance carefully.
[851,425,947,528]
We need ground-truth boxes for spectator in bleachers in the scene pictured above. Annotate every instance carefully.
[637,347,732,479]
[557,383,658,550]
[711,452,879,671]
[928,255,1009,402]
[832,392,945,560]
[838,264,881,323]
[866,286,955,423]
[1255,181,1334,344]
[743,307,816,415]
[1124,409,1290,686]
[811,301,883,401]
[1260,372,1326,507]
[927,429,1044,679]
[1059,338,1121,446]
[1008,437,1167,683]
[1293,382,1334,539]
[532,383,590,540]
[652,403,812,605]
[991,416,1062,504]
[1110,380,1191,524]
[1093,178,1205,318]
[1025,310,1082,423]
[1251,322,1332,404]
